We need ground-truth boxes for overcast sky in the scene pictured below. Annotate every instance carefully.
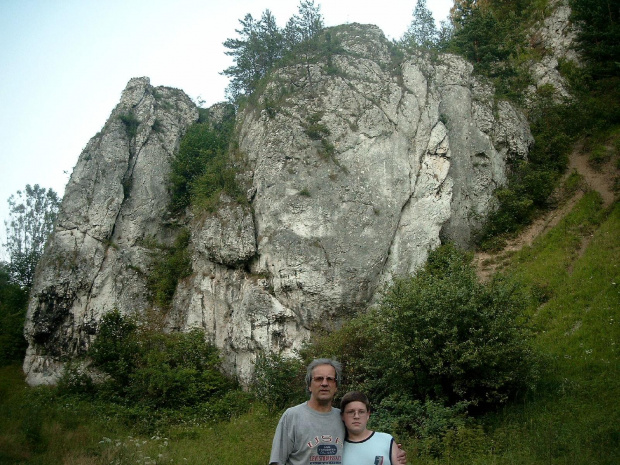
[0,0,453,258]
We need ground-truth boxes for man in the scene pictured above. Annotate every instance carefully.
[269,358,406,465]
[340,391,397,465]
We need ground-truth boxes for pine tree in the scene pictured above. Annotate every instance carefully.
[222,10,284,101]
[570,0,620,78]
[284,0,324,86]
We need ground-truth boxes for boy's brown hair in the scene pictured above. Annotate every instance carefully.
[340,391,371,412]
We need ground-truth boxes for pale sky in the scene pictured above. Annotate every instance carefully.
[0,0,453,258]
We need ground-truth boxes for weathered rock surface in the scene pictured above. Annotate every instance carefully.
[527,0,581,100]
[24,25,533,386]
[23,77,199,384]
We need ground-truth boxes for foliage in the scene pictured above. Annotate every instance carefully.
[370,393,470,455]
[169,106,238,213]
[303,112,330,140]
[376,244,537,409]
[283,0,324,84]
[222,1,324,103]
[88,309,234,409]
[448,2,530,99]
[307,244,537,414]
[123,330,231,409]
[251,352,306,412]
[570,0,620,79]
[119,111,140,138]
[56,361,96,397]
[283,0,324,49]
[401,0,439,50]
[88,309,139,388]
[222,10,284,100]
[1,183,617,464]
[3,184,60,288]
[146,228,192,309]
[0,262,28,366]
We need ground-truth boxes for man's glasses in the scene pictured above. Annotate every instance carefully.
[312,376,336,384]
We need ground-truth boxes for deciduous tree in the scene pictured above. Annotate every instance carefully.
[402,0,439,49]
[3,184,60,288]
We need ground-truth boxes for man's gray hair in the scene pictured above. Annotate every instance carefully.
[305,358,343,388]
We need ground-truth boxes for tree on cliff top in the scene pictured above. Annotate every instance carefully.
[402,0,439,49]
[222,10,284,100]
[222,0,324,102]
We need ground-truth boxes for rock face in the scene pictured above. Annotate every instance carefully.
[23,77,199,384]
[23,25,533,386]
[527,0,581,100]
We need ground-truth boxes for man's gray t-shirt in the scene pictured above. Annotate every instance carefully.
[269,402,344,465]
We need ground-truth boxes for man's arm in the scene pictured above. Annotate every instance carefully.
[393,442,406,465]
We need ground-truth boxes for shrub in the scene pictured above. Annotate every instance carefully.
[307,244,537,413]
[371,394,469,438]
[251,352,306,411]
[199,389,255,422]
[169,108,237,213]
[0,263,28,366]
[57,361,96,397]
[89,310,233,409]
[146,228,192,309]
[89,309,139,390]
[119,112,140,138]
[373,244,537,410]
[304,112,330,141]
[126,329,232,408]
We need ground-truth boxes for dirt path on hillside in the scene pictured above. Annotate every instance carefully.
[474,147,618,280]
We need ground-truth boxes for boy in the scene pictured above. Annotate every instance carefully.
[340,391,399,465]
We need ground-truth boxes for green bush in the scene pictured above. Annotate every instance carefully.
[370,394,469,441]
[169,107,237,213]
[119,112,140,138]
[89,310,234,409]
[251,352,306,412]
[373,245,537,410]
[199,389,255,422]
[308,244,537,413]
[146,228,192,309]
[0,263,28,366]
[57,361,96,397]
[89,309,139,390]
[126,329,232,408]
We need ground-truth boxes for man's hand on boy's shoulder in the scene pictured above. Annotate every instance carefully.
[396,443,407,464]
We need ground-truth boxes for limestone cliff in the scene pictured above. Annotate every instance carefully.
[23,25,533,386]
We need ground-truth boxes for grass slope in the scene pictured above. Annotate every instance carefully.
[478,193,619,464]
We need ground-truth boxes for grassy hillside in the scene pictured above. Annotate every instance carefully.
[473,191,619,464]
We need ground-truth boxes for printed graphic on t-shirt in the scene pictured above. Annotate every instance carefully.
[373,456,385,465]
[309,443,342,464]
